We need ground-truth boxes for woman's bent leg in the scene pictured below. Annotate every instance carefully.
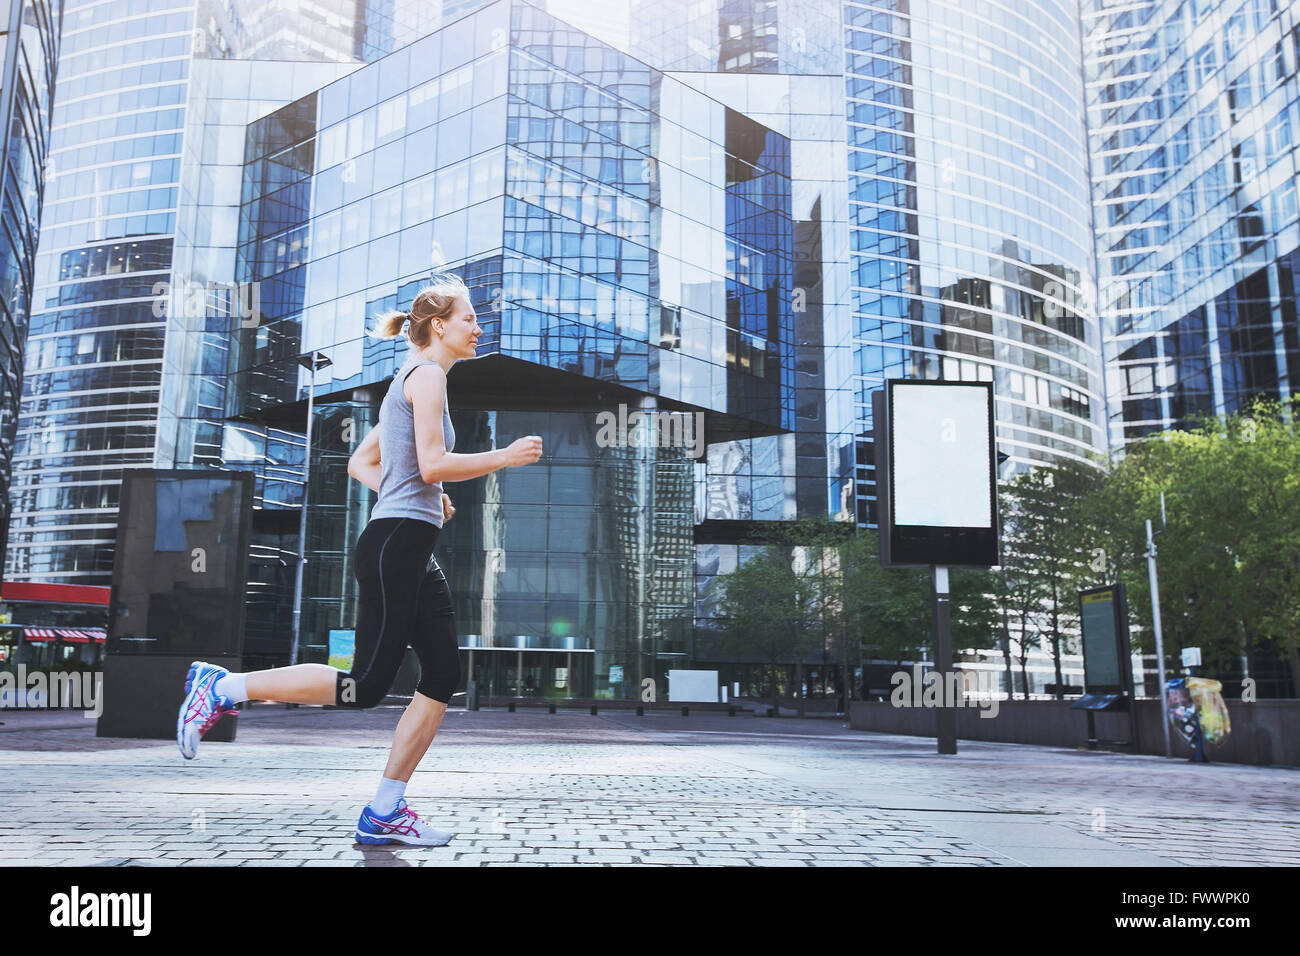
[352,529,457,846]
[225,519,431,710]
[381,558,460,780]
[243,664,340,706]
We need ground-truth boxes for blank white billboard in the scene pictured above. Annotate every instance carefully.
[892,384,993,528]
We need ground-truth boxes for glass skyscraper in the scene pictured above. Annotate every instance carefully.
[0,0,62,586]
[845,0,1105,525]
[225,0,797,696]
[7,0,194,586]
[1083,0,1299,446]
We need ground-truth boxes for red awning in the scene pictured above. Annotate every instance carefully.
[21,627,106,644]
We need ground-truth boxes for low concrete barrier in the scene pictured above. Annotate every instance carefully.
[460,696,737,712]
[848,697,1300,767]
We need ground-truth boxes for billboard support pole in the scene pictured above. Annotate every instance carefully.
[932,564,957,754]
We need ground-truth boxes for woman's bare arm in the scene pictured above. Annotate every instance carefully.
[408,364,542,483]
[347,423,383,492]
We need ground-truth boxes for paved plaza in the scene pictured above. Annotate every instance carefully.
[0,704,1295,866]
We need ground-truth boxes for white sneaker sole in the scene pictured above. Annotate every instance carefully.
[354,828,454,847]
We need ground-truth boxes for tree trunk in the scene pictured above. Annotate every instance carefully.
[1287,630,1300,700]
[1000,611,1014,702]
[795,656,805,718]
[840,614,850,714]
[1051,583,1063,700]
[1017,608,1032,700]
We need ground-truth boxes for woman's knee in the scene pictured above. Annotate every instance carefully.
[335,671,390,709]
[417,656,460,704]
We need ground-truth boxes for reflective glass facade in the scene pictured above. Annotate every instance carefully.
[636,16,856,525]
[0,0,61,584]
[631,0,843,76]
[194,0,438,63]
[230,2,794,430]
[1083,0,1300,445]
[226,0,796,694]
[846,0,1105,526]
[627,1,856,649]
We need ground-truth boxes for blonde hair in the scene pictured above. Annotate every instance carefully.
[368,272,471,349]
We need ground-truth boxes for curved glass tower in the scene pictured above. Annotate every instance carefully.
[7,0,193,585]
[1083,0,1300,447]
[845,0,1105,523]
[0,0,62,584]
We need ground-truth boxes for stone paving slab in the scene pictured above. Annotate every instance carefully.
[0,705,1294,866]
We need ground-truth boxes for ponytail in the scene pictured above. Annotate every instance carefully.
[367,272,471,349]
[369,309,410,340]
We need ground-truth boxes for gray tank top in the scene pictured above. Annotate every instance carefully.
[369,360,456,527]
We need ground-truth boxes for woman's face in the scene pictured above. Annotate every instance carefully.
[439,295,482,359]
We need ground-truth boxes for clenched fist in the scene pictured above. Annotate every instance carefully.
[504,435,543,467]
[441,492,455,521]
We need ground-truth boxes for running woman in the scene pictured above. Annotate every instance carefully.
[175,272,543,846]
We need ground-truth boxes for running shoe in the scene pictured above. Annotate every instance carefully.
[176,660,239,760]
[355,798,454,846]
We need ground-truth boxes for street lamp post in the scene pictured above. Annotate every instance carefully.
[1145,491,1170,758]
[1145,517,1172,758]
[289,351,333,668]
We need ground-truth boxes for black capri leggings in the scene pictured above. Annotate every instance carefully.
[334,516,460,708]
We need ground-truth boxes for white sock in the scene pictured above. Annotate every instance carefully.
[372,777,408,816]
[214,672,248,705]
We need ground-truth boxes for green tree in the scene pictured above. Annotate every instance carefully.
[854,535,931,676]
[762,520,866,710]
[714,544,820,716]
[1000,468,1060,696]
[1090,396,1300,695]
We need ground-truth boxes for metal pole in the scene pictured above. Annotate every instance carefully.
[999,566,1015,701]
[289,367,317,667]
[932,564,956,754]
[1145,519,1171,758]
